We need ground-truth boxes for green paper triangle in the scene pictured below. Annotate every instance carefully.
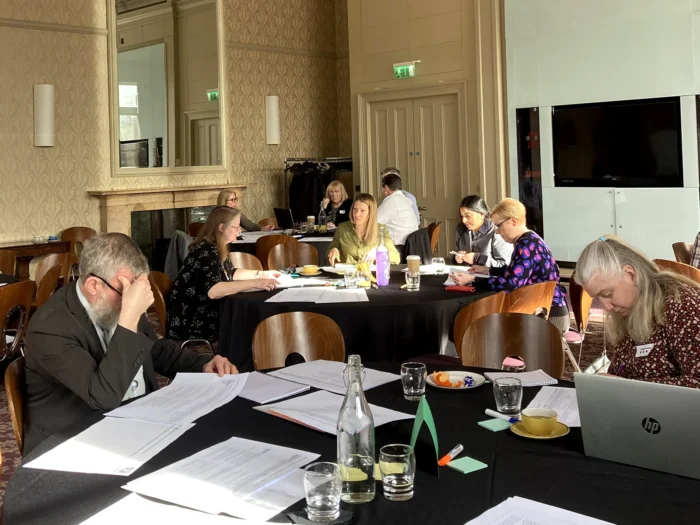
[409,396,439,461]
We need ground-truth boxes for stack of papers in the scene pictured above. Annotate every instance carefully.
[526,387,580,427]
[268,359,400,394]
[265,288,368,303]
[255,390,414,434]
[25,417,193,476]
[107,373,248,425]
[239,372,310,404]
[274,274,329,288]
[465,496,613,524]
[485,370,558,387]
[123,436,319,521]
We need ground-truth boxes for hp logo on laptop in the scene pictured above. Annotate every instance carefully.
[642,417,661,435]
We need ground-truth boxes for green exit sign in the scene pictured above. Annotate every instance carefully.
[393,63,416,79]
[207,89,219,101]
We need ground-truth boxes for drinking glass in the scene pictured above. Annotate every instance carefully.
[493,377,523,415]
[400,362,427,400]
[379,444,416,501]
[304,462,341,522]
[300,223,308,234]
[405,271,420,291]
[344,270,359,289]
[432,257,446,274]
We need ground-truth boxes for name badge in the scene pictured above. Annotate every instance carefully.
[635,344,654,358]
[339,210,346,214]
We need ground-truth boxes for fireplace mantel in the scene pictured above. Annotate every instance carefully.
[88,184,248,235]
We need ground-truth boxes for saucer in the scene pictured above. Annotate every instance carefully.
[299,271,322,277]
[427,371,485,390]
[510,421,570,440]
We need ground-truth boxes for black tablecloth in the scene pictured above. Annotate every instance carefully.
[6,363,699,525]
[218,271,491,371]
[0,274,18,285]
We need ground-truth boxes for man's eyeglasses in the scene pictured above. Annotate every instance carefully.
[494,219,510,231]
[89,273,122,296]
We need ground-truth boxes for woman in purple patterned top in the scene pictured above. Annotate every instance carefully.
[450,198,570,333]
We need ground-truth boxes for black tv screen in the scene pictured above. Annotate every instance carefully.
[552,97,683,188]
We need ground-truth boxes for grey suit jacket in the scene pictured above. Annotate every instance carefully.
[23,282,211,454]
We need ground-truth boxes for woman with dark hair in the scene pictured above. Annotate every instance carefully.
[453,195,512,268]
[167,206,279,342]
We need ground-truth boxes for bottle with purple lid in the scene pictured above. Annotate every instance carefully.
[376,226,390,286]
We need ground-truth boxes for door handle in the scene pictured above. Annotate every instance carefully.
[418,206,428,211]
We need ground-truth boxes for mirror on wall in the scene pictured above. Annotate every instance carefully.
[114,0,221,169]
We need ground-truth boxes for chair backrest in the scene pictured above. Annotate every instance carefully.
[268,243,319,270]
[427,221,442,255]
[0,281,35,360]
[672,242,693,265]
[4,356,26,455]
[188,222,204,238]
[229,252,263,271]
[60,227,96,262]
[653,259,700,284]
[461,312,565,379]
[36,265,63,308]
[502,281,557,317]
[453,292,506,356]
[148,271,173,335]
[0,250,17,277]
[252,312,346,369]
[255,235,298,270]
[258,217,279,229]
[569,271,593,335]
[35,252,72,287]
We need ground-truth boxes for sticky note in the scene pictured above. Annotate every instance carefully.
[447,456,488,475]
[478,418,512,432]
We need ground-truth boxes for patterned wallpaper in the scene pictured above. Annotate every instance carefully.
[0,0,107,29]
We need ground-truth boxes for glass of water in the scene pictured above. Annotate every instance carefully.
[344,269,359,289]
[432,257,446,274]
[405,271,420,291]
[379,444,416,501]
[400,362,427,401]
[493,377,523,415]
[304,462,342,522]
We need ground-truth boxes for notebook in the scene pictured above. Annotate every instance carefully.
[484,369,558,387]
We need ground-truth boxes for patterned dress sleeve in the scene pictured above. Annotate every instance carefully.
[198,244,226,292]
[485,238,536,293]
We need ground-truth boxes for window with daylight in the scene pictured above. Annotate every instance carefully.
[119,83,141,141]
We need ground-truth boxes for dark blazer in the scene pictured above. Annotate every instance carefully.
[23,282,211,454]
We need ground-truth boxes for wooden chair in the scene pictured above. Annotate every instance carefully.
[0,281,35,360]
[672,242,693,265]
[255,235,298,271]
[148,271,173,335]
[252,312,346,369]
[4,357,26,455]
[461,313,565,379]
[453,292,506,357]
[258,217,279,229]
[35,265,63,308]
[427,221,442,255]
[188,222,204,238]
[35,252,72,288]
[0,250,16,277]
[569,271,593,337]
[653,259,700,284]
[229,252,263,271]
[60,227,96,264]
[268,243,319,270]
[502,281,557,318]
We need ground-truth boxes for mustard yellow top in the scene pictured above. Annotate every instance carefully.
[327,221,401,264]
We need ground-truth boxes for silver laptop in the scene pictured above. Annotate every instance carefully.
[575,372,700,480]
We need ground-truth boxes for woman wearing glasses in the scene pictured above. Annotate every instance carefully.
[453,195,512,268]
[450,198,569,333]
[217,189,274,232]
[167,206,280,343]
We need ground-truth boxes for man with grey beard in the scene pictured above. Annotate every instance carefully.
[23,233,237,454]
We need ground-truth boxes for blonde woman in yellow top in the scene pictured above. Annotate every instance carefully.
[327,193,400,265]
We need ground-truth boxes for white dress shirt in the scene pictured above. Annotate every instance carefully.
[377,190,420,245]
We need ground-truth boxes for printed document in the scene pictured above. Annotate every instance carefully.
[465,496,613,524]
[526,386,581,427]
[239,372,310,404]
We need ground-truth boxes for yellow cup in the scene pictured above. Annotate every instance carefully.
[521,408,558,436]
[302,265,319,274]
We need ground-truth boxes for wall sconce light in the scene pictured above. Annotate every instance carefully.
[265,95,280,145]
[34,84,55,147]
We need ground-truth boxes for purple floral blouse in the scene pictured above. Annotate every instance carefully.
[476,231,566,309]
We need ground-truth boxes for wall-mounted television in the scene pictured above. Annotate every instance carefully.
[552,97,683,188]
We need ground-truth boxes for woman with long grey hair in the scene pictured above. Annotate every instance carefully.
[576,235,700,388]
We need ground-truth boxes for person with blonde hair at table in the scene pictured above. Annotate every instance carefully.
[217,189,274,232]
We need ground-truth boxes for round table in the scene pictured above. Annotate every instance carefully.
[218,270,491,371]
[0,274,19,285]
[229,232,334,267]
[5,363,698,525]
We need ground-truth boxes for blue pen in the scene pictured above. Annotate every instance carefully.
[484,408,520,424]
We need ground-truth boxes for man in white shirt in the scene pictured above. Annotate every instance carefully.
[377,173,420,246]
[380,167,420,223]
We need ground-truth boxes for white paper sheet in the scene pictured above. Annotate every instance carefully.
[123,436,319,516]
[444,266,490,286]
[300,237,333,243]
[224,468,307,521]
[254,390,414,434]
[25,418,193,476]
[239,372,310,404]
[275,274,330,289]
[107,373,248,425]
[526,386,581,427]
[465,496,613,525]
[268,359,399,394]
[485,370,558,387]
[265,288,327,302]
[80,494,266,524]
[315,288,368,303]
